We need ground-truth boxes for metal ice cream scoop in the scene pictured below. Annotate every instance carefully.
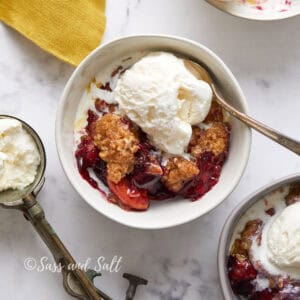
[0,115,147,300]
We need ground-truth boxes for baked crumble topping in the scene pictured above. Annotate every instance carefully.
[75,58,231,211]
[228,185,300,299]
[203,100,224,123]
[285,183,300,205]
[231,220,262,258]
[190,122,229,157]
[93,113,139,183]
[162,157,200,192]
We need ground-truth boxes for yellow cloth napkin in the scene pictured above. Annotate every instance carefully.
[0,0,106,66]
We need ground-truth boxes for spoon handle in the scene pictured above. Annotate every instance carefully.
[212,84,300,155]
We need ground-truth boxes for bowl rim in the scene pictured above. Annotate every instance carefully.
[205,0,300,21]
[218,172,300,299]
[55,34,251,229]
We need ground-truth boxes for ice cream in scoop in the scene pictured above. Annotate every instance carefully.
[251,200,300,279]
[267,202,300,269]
[114,52,212,155]
[0,118,40,191]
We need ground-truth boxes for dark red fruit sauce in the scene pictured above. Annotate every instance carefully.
[75,84,229,210]
[179,152,225,200]
[75,110,107,193]
[228,252,300,299]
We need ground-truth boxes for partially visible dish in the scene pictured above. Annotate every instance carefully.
[218,0,292,12]
[218,175,300,299]
[74,52,231,211]
[206,0,300,20]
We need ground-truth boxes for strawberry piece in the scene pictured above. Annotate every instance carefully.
[108,178,149,211]
[228,256,257,282]
[228,255,258,296]
[76,135,99,169]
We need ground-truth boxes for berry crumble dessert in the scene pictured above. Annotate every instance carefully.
[74,52,231,211]
[228,183,300,299]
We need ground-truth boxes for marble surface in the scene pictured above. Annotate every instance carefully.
[0,0,300,299]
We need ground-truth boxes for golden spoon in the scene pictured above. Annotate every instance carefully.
[184,60,300,155]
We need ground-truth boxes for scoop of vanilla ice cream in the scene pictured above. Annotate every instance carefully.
[267,202,300,269]
[0,118,40,191]
[114,52,212,155]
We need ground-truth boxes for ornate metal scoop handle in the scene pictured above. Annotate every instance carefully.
[6,192,148,300]
[0,176,148,299]
[212,84,300,155]
[22,193,102,300]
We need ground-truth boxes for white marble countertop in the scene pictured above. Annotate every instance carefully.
[0,0,300,299]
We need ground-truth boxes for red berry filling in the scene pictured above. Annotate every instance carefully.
[179,152,224,200]
[75,106,230,210]
[75,63,232,213]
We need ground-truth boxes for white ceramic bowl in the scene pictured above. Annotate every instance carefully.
[206,0,300,21]
[56,35,251,229]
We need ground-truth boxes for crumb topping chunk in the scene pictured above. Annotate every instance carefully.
[93,113,139,183]
[231,219,262,259]
[162,157,199,192]
[190,122,229,157]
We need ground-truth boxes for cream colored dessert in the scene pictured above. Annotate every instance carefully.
[0,118,40,191]
[253,201,300,279]
[266,202,300,269]
[231,186,300,281]
[114,52,212,155]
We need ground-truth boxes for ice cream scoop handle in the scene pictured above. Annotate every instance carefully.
[212,84,300,155]
[22,194,103,300]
